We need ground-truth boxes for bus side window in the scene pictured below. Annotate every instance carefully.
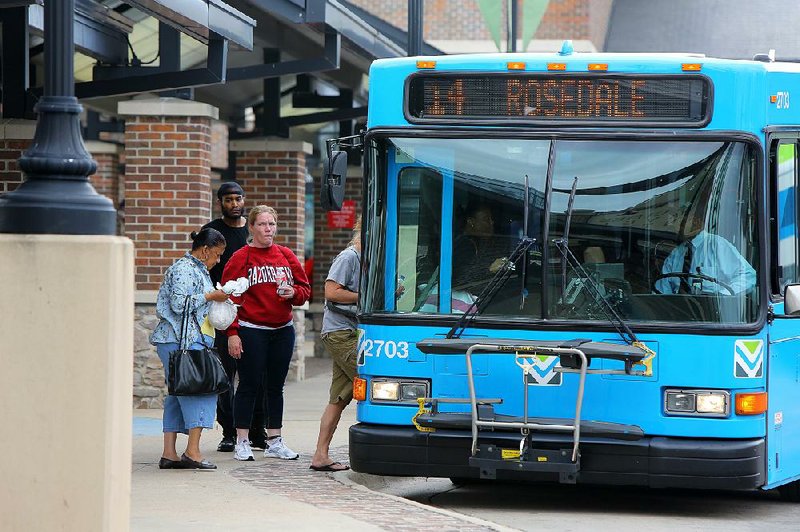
[396,167,442,312]
[775,141,798,292]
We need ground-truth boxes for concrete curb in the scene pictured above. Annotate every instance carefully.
[336,471,518,532]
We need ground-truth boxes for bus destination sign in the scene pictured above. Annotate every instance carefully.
[406,74,710,125]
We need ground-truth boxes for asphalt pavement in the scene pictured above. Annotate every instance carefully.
[131,356,509,531]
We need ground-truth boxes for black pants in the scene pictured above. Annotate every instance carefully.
[233,325,295,430]
[214,332,265,439]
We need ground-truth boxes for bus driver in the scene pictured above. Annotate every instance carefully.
[655,206,756,295]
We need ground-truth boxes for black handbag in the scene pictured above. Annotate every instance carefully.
[167,297,230,396]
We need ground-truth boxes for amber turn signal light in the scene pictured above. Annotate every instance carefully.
[353,377,367,401]
[735,392,767,415]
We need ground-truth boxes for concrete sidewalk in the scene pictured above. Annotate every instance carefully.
[131,357,504,531]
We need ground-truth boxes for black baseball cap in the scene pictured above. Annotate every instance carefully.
[217,181,244,199]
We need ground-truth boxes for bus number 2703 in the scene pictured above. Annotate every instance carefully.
[776,91,790,110]
[359,339,410,359]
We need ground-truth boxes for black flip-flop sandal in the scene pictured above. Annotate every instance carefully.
[309,462,350,472]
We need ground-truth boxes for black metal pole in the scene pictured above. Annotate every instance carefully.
[0,0,116,235]
[509,0,518,52]
[408,0,423,56]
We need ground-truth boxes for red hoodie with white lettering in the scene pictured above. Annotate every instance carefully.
[221,243,311,336]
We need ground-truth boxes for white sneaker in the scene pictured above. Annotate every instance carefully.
[234,440,254,461]
[263,436,299,460]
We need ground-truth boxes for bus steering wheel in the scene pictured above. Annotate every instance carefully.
[652,272,734,295]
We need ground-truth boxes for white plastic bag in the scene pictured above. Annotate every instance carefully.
[208,299,238,330]
[219,276,250,296]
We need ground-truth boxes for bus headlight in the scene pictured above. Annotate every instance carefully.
[664,389,729,417]
[371,378,430,405]
[696,392,727,414]
[372,381,400,401]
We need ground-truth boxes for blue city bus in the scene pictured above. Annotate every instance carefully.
[322,43,800,498]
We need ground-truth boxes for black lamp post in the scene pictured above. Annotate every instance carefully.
[0,0,116,235]
[408,0,422,56]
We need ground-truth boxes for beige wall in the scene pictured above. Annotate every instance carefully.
[0,235,134,532]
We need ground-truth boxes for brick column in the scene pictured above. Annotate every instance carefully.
[119,98,216,291]
[0,119,36,194]
[230,138,312,381]
[312,165,362,357]
[118,97,217,407]
[86,140,123,234]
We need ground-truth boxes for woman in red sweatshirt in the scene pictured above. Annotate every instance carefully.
[221,205,311,461]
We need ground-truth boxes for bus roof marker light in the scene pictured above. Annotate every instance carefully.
[507,61,526,70]
[416,60,436,69]
[770,95,778,103]
[559,40,574,55]
[735,392,768,415]
[548,63,567,71]
[588,63,608,71]
[682,63,702,71]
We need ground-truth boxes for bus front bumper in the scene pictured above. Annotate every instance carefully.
[349,423,765,490]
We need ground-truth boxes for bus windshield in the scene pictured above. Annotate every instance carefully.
[364,136,760,325]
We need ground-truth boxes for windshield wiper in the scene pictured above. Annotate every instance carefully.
[561,176,578,297]
[520,174,530,310]
[446,236,537,339]
[553,240,638,344]
[555,176,634,344]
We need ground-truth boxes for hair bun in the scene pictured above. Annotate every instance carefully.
[190,231,199,240]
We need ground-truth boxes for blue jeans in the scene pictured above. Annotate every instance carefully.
[155,338,217,433]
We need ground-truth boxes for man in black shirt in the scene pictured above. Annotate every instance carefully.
[202,182,268,452]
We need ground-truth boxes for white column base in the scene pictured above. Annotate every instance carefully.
[0,235,134,531]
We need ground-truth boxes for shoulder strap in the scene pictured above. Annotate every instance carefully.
[179,296,192,350]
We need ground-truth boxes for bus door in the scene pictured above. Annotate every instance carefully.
[388,143,452,313]
[767,137,800,487]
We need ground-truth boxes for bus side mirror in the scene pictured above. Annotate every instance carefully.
[321,150,348,211]
[784,284,800,315]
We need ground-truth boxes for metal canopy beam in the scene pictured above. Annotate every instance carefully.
[227,25,339,81]
[241,0,403,58]
[74,33,228,99]
[125,0,255,50]
[74,22,335,99]
[25,1,132,65]
[242,0,326,24]
[280,105,365,127]
[324,0,404,58]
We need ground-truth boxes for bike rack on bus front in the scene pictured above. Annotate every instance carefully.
[415,338,650,483]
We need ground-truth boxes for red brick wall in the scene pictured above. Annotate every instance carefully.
[89,151,121,206]
[0,139,32,194]
[123,115,213,290]
[348,0,602,44]
[313,168,362,300]
[537,0,590,40]
[234,148,306,261]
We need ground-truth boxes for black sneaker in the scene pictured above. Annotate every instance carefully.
[217,435,235,452]
[250,436,268,450]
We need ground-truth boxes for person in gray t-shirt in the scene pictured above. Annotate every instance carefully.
[310,223,361,471]
[320,244,359,335]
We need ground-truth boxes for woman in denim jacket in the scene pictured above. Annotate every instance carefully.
[150,228,230,470]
